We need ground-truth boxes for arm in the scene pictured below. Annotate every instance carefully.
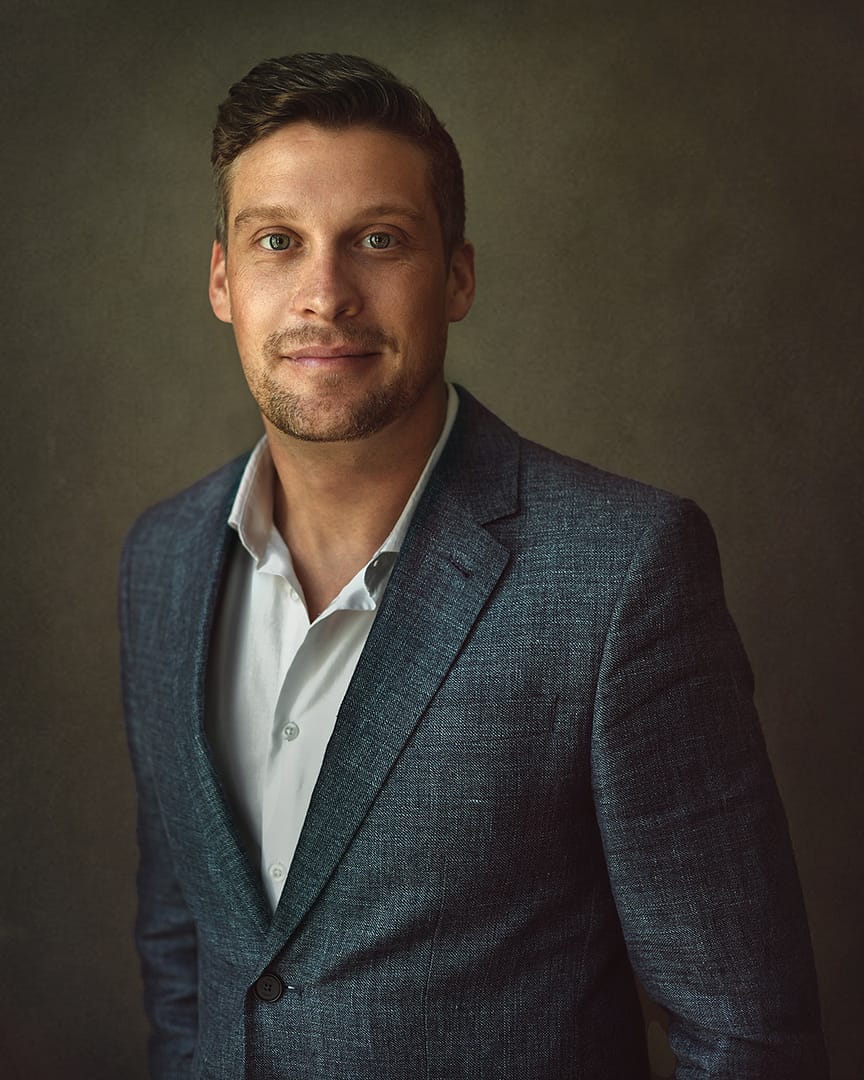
[120,531,198,1079]
[591,498,828,1079]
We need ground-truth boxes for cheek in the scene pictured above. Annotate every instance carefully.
[394,277,448,326]
[229,279,277,332]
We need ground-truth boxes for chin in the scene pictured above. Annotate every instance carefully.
[262,386,409,443]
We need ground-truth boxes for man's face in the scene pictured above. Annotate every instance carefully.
[209,121,474,443]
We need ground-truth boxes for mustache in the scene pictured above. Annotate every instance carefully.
[263,325,396,358]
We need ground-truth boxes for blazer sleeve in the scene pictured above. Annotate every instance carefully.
[120,526,198,1079]
[590,498,828,1079]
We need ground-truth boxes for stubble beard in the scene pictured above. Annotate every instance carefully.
[246,325,447,443]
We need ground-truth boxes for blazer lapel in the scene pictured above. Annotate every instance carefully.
[160,457,273,940]
[267,390,520,950]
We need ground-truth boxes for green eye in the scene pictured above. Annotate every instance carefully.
[366,232,392,250]
[263,234,291,250]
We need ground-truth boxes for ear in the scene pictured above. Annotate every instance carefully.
[446,242,476,323]
[208,241,232,323]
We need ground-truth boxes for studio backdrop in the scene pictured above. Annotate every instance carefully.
[1,2,861,1077]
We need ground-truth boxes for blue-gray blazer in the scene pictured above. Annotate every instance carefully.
[120,387,827,1079]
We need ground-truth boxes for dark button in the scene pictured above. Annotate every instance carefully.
[254,972,284,1003]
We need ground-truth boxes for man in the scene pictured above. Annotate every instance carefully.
[120,52,828,1079]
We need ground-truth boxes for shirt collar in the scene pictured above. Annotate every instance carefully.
[228,384,459,603]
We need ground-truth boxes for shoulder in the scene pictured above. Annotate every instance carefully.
[520,434,682,516]
[453,385,710,550]
[520,434,715,554]
[515,444,724,620]
[121,452,249,576]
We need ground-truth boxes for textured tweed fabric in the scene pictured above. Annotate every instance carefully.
[120,387,827,1079]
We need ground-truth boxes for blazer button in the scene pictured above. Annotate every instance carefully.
[253,972,284,1003]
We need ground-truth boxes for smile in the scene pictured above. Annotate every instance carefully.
[282,347,380,367]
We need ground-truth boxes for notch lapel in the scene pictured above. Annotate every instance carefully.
[267,390,521,950]
[157,458,272,942]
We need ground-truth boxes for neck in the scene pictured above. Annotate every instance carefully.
[264,384,448,619]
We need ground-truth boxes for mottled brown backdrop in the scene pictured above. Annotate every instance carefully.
[1,1,861,1077]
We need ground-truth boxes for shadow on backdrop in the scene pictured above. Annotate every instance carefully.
[1,2,861,1077]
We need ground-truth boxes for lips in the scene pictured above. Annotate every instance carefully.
[264,327,392,365]
[285,346,376,361]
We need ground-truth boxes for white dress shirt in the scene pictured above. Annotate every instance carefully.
[206,386,458,911]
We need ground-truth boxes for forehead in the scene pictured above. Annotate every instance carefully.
[226,121,435,223]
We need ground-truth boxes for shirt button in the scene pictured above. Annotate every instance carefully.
[268,862,286,881]
[282,721,300,741]
[254,972,284,1003]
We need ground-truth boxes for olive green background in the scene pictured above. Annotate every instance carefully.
[1,1,861,1077]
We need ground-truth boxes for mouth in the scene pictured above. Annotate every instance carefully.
[282,346,380,367]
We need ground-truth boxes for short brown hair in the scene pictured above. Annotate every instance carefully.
[211,52,466,257]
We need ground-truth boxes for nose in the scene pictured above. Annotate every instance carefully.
[290,246,362,322]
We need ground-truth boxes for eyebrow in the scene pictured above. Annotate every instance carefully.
[232,202,427,231]
[233,205,298,230]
